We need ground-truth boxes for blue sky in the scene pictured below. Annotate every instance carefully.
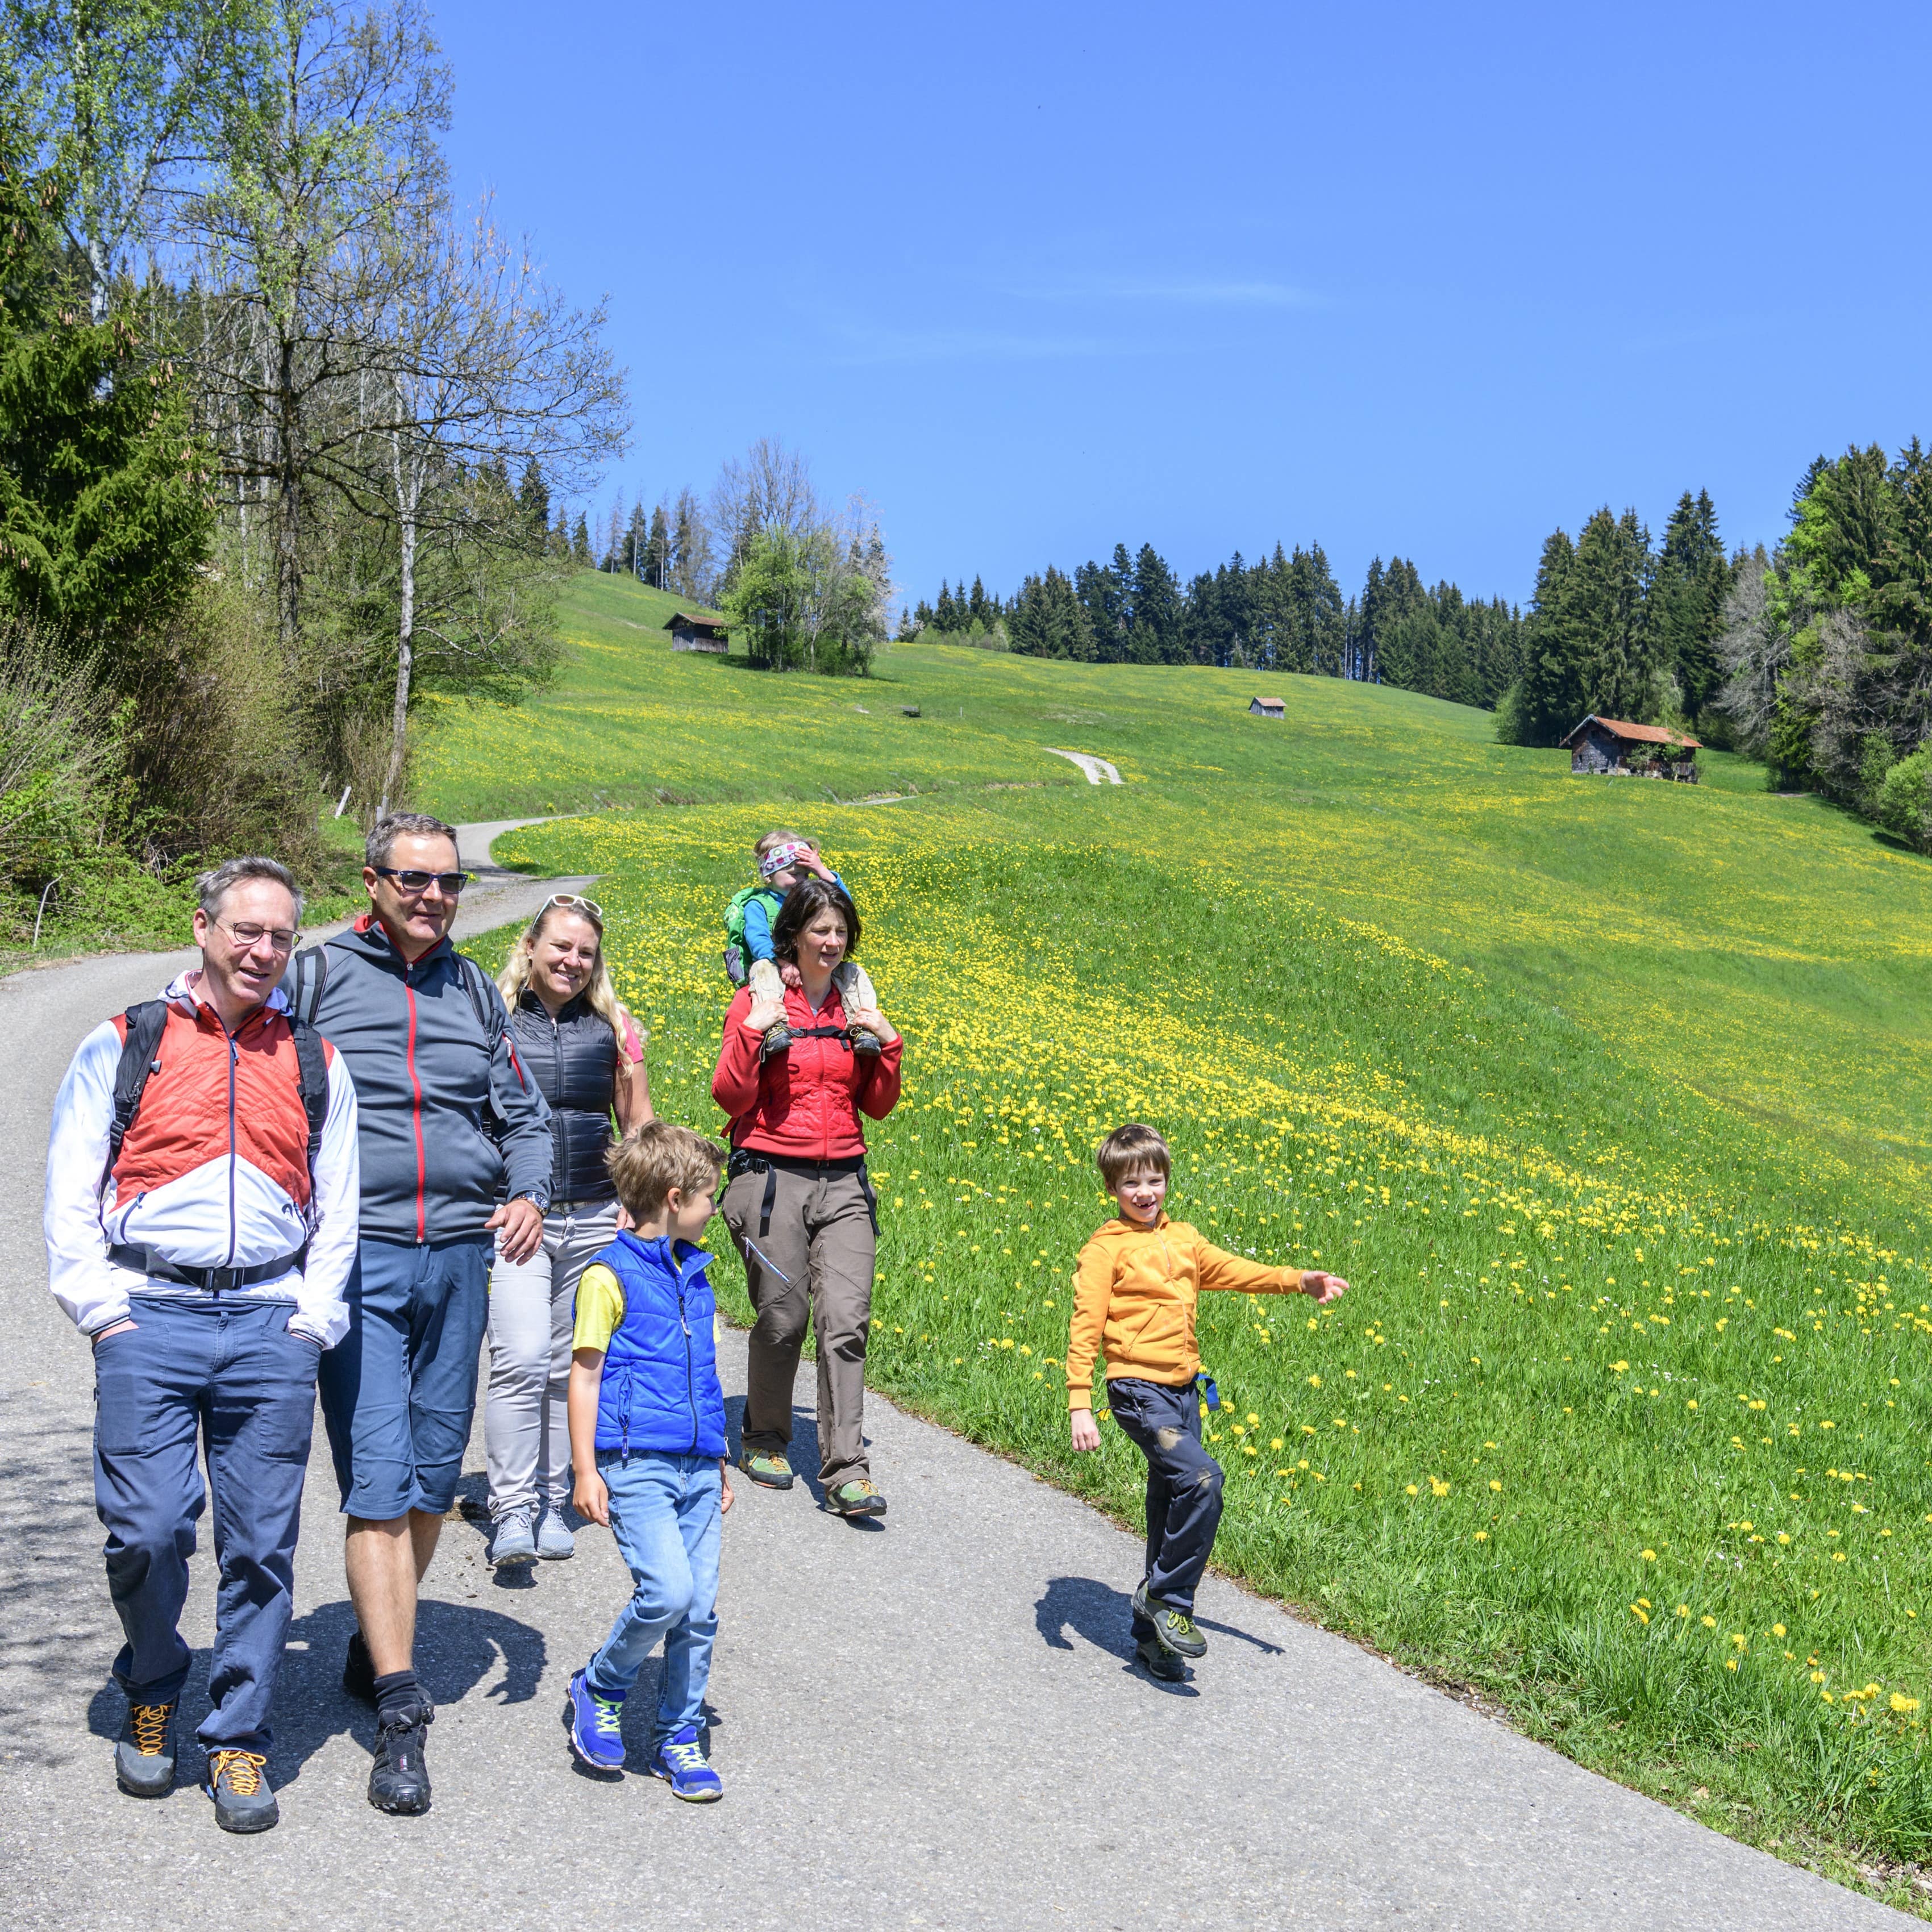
[437,1,1932,613]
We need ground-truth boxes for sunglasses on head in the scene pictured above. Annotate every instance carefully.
[541,892,604,922]
[374,865,472,896]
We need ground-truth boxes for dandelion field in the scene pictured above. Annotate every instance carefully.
[445,571,1932,1896]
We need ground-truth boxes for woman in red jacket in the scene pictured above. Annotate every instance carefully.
[712,876,902,1517]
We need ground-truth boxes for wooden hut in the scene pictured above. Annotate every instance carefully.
[668,611,730,654]
[1248,694,1285,718]
[1560,715,1701,783]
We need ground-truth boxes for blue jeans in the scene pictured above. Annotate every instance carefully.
[91,1297,319,1754]
[319,1236,492,1519]
[1106,1377,1225,1627]
[585,1451,721,1733]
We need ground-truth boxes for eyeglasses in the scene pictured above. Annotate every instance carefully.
[216,919,299,953]
[542,892,603,921]
[374,866,472,896]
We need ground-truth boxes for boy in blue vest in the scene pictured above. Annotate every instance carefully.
[564,1121,734,1800]
[724,828,880,1059]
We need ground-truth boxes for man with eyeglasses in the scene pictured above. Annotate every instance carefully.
[292,811,550,1816]
[45,856,361,1833]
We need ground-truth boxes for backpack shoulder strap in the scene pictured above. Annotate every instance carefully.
[288,1015,330,1179]
[104,1000,173,1191]
[285,943,330,1027]
[455,953,506,1056]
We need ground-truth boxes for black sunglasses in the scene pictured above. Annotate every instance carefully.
[375,865,472,896]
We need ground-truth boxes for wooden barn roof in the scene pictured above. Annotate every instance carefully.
[667,610,729,633]
[1250,695,1285,710]
[1560,714,1700,751]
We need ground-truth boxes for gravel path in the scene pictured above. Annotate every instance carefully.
[1044,747,1123,784]
[0,834,1909,1929]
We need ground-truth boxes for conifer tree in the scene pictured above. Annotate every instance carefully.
[934,579,960,631]
[1131,543,1182,662]
[572,510,592,565]
[1654,488,1727,724]
[518,457,549,536]
[644,502,671,587]
[967,573,990,628]
[1508,529,1584,744]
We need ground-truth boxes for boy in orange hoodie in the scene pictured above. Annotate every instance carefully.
[1068,1122,1347,1680]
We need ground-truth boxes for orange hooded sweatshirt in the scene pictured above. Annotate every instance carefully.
[1066,1213,1310,1411]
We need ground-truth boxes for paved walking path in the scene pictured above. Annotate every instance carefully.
[1044,747,1123,784]
[0,861,1909,1927]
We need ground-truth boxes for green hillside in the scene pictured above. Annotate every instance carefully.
[430,565,1932,1902]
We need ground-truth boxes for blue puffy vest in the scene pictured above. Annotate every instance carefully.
[587,1231,728,1457]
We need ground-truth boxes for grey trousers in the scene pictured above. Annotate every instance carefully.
[721,1161,876,1487]
[485,1201,621,1518]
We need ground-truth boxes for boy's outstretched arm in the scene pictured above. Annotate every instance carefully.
[1196,1236,1348,1304]
[569,1350,610,1527]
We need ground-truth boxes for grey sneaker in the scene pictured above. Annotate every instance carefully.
[759,1021,794,1063]
[489,1508,537,1567]
[847,1026,882,1056]
[115,1697,177,1797]
[206,1749,279,1833]
[1136,1636,1188,1683]
[536,1502,575,1560]
[1132,1580,1208,1659]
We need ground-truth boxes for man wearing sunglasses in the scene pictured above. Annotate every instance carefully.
[292,811,551,1817]
[45,856,361,1833]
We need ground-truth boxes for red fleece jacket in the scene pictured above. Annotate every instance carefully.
[711,982,902,1158]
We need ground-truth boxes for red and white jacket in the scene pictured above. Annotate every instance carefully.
[711,980,902,1159]
[45,972,361,1344]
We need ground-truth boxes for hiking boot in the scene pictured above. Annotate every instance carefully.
[758,1022,794,1063]
[536,1502,576,1560]
[206,1750,279,1833]
[489,1508,537,1567]
[1132,1581,1207,1659]
[368,1701,434,1814]
[565,1669,626,1771]
[343,1628,376,1705]
[650,1723,722,1802]
[115,1697,177,1797]
[827,1477,888,1518]
[846,1026,882,1056]
[739,1448,794,1490]
[1136,1637,1188,1683]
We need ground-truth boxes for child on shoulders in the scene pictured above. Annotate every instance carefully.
[564,1121,734,1800]
[724,828,881,1059]
[1067,1122,1348,1683]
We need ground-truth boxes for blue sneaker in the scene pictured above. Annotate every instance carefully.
[651,1723,722,1802]
[566,1669,626,1770]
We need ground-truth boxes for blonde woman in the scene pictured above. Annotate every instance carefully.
[484,893,651,1565]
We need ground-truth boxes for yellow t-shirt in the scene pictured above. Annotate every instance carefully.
[572,1263,626,1355]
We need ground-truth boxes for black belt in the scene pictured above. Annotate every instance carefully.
[727,1148,876,1238]
[109,1246,306,1293]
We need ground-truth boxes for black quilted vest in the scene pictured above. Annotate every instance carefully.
[510,989,619,1205]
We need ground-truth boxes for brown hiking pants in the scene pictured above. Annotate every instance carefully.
[721,1159,877,1487]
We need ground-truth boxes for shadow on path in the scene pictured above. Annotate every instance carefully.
[82,1596,547,1788]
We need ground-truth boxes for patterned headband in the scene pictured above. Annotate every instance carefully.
[759,842,813,881]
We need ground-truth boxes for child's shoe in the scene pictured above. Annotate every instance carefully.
[1132,1581,1208,1658]
[846,1025,882,1056]
[566,1669,627,1771]
[651,1723,722,1802]
[1135,1637,1188,1683]
[759,1021,794,1063]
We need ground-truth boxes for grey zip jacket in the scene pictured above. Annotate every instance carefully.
[303,915,551,1243]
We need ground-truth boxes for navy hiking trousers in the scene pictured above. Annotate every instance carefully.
[1106,1376,1225,1632]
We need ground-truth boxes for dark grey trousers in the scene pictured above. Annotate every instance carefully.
[1106,1376,1225,1625]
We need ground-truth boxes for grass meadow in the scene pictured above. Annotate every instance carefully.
[434,571,1932,1905]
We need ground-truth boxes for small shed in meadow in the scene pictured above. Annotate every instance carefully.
[1249,694,1285,718]
[668,610,730,654]
[1561,714,1701,782]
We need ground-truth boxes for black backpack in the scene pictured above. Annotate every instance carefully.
[104,999,330,1193]
[284,940,512,1127]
